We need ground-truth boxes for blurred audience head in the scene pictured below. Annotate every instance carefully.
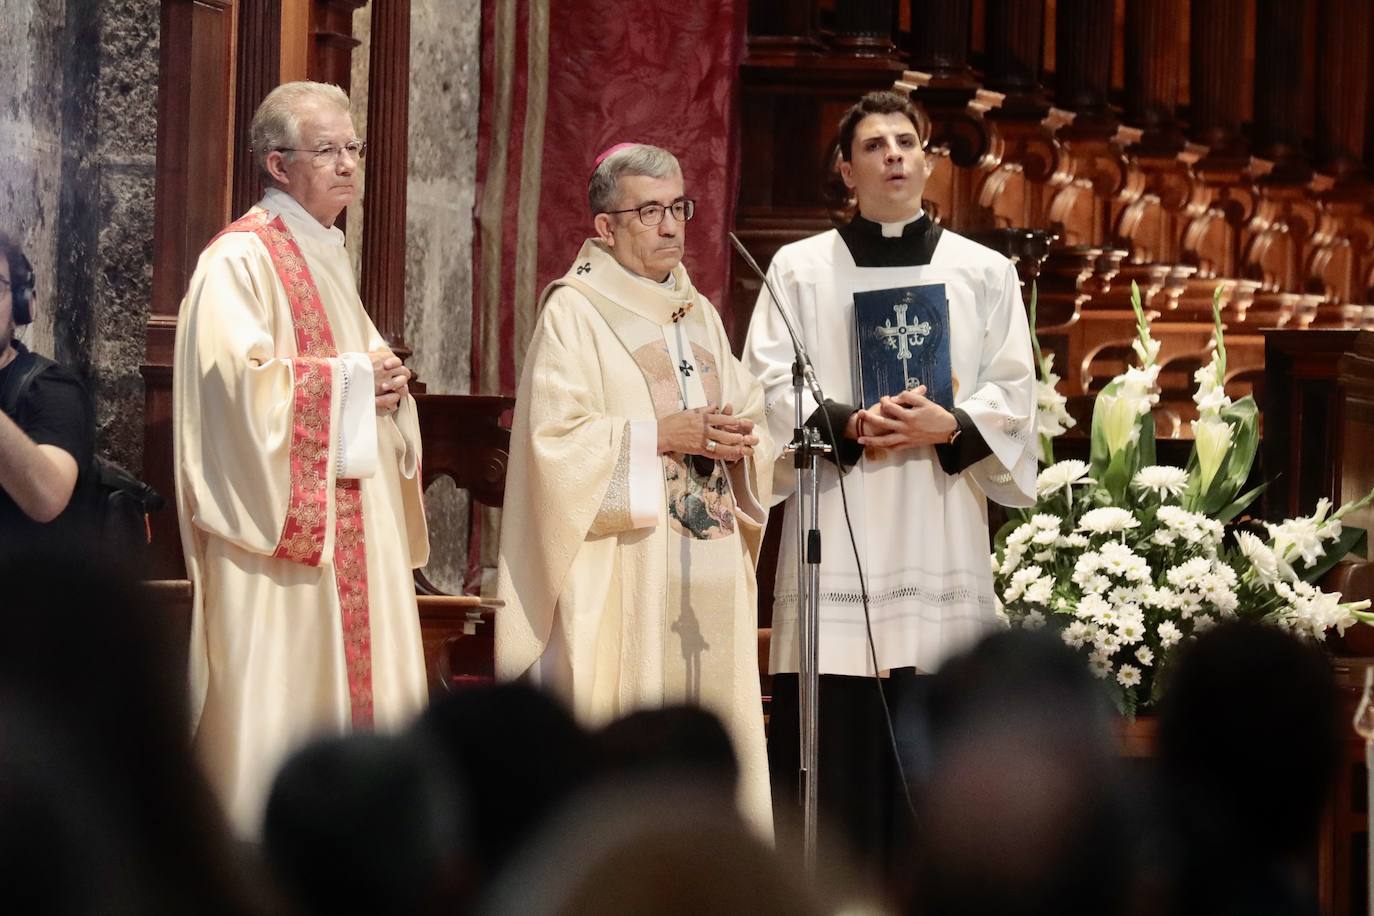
[263,732,467,916]
[594,704,739,797]
[0,548,274,915]
[415,682,598,885]
[480,783,828,916]
[910,629,1132,916]
[1158,620,1339,861]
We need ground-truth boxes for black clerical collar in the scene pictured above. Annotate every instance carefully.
[837,212,943,268]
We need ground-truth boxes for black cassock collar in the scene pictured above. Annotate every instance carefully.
[837,213,944,268]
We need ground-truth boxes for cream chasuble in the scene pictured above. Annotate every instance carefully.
[172,189,429,836]
[742,225,1037,677]
[495,239,774,835]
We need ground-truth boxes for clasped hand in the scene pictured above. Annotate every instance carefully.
[657,404,758,462]
[370,349,412,414]
[853,386,956,450]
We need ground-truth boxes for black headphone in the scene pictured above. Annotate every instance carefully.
[9,249,34,326]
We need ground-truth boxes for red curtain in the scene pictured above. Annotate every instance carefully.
[473,0,748,397]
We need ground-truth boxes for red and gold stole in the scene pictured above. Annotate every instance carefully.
[212,210,374,727]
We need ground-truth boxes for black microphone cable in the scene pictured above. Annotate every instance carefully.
[730,233,917,821]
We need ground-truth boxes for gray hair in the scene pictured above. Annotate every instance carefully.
[587,144,682,215]
[250,81,351,180]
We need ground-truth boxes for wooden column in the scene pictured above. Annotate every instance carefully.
[898,0,997,226]
[1252,0,1313,183]
[832,0,896,56]
[308,0,365,90]
[1315,0,1371,181]
[1311,0,1374,311]
[1053,0,1117,132]
[1189,0,1250,158]
[1123,0,1186,155]
[144,0,240,577]
[231,0,282,217]
[360,0,412,351]
[746,0,823,52]
[975,1,1061,233]
[983,0,1049,115]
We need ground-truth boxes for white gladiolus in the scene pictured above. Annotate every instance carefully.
[1191,416,1232,493]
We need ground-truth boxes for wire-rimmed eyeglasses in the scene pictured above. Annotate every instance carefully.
[275,140,367,166]
[604,198,696,227]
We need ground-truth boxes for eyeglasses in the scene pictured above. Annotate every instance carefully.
[275,140,367,166]
[604,198,696,227]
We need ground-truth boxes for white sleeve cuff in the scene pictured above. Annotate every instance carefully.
[627,419,660,529]
[336,352,379,480]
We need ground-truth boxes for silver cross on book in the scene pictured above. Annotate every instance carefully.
[852,284,954,410]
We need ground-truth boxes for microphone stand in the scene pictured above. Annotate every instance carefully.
[730,233,829,872]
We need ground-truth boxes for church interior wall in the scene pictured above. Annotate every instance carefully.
[1,0,159,474]
[350,0,482,593]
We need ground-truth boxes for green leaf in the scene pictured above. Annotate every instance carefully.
[992,517,1024,552]
[1214,481,1268,524]
[1029,282,1044,373]
[1089,378,1123,481]
[1137,409,1157,469]
[1198,396,1260,517]
[1295,525,1370,585]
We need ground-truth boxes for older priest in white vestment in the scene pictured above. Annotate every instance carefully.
[742,91,1037,868]
[172,81,429,835]
[495,143,774,834]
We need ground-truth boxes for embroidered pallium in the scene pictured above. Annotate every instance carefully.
[216,209,375,727]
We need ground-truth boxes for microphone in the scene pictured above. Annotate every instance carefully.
[728,232,825,404]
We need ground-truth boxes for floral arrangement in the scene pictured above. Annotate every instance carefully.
[994,283,1374,714]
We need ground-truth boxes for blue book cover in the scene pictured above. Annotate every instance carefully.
[853,284,954,410]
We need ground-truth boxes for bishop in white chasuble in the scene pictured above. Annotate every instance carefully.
[173,84,428,836]
[495,151,773,835]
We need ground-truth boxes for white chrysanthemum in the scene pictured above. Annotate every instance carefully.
[1193,613,1217,634]
[1006,523,1036,548]
[1023,609,1047,630]
[1064,533,1090,549]
[1024,578,1054,605]
[1135,645,1154,666]
[1132,465,1189,500]
[1166,557,1213,591]
[1117,618,1145,645]
[1031,513,1062,531]
[1036,460,1094,498]
[1157,620,1183,648]
[1004,564,1044,602]
[1076,593,1111,622]
[1078,507,1140,536]
[1117,664,1142,688]
[1062,620,1091,648]
[1088,655,1112,680]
